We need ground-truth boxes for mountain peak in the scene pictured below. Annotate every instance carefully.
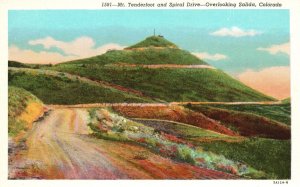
[126,36,178,49]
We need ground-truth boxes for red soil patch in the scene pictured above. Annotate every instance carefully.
[112,105,238,136]
[137,159,237,179]
[96,140,237,179]
[199,108,290,140]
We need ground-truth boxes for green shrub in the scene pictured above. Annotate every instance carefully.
[176,145,196,164]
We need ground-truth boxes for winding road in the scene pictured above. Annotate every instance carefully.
[9,108,236,179]
[48,100,282,109]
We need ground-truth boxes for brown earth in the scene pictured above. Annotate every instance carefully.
[112,105,238,136]
[190,106,291,140]
[9,108,237,179]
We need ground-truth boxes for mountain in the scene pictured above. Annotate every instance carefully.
[65,36,206,66]
[45,36,274,103]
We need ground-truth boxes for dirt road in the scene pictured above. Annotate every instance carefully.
[48,101,282,109]
[9,108,236,179]
[110,63,215,69]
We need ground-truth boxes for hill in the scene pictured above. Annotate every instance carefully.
[44,36,274,102]
[8,68,152,104]
[48,65,274,102]
[8,60,30,68]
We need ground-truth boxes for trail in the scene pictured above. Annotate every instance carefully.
[124,46,177,51]
[9,108,128,179]
[48,101,282,109]
[9,108,236,179]
[110,63,215,69]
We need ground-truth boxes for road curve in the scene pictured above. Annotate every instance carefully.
[9,108,237,179]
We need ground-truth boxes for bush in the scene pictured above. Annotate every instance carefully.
[176,145,196,164]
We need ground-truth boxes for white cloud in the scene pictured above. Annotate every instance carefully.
[29,36,125,58]
[192,52,228,61]
[257,42,290,55]
[9,36,126,64]
[9,45,76,64]
[210,27,261,37]
[237,66,290,99]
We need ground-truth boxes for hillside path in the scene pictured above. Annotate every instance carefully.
[9,108,236,179]
[109,63,215,69]
[48,101,282,109]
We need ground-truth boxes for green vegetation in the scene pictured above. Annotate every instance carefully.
[282,98,291,104]
[61,47,206,66]
[49,65,274,102]
[53,36,205,66]
[8,70,150,104]
[207,104,291,126]
[198,138,291,179]
[126,36,178,49]
[88,108,264,177]
[8,86,42,136]
[8,61,29,68]
[8,60,54,69]
[15,35,274,102]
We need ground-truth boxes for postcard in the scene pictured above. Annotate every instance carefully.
[1,0,299,186]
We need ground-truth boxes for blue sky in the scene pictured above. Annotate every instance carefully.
[8,10,290,98]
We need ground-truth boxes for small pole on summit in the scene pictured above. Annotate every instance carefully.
[154,29,156,36]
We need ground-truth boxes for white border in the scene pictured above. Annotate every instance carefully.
[1,0,300,186]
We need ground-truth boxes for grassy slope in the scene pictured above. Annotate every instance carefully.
[8,70,150,104]
[63,47,207,65]
[49,64,274,102]
[207,104,291,126]
[198,138,290,179]
[125,36,178,49]
[8,86,43,136]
